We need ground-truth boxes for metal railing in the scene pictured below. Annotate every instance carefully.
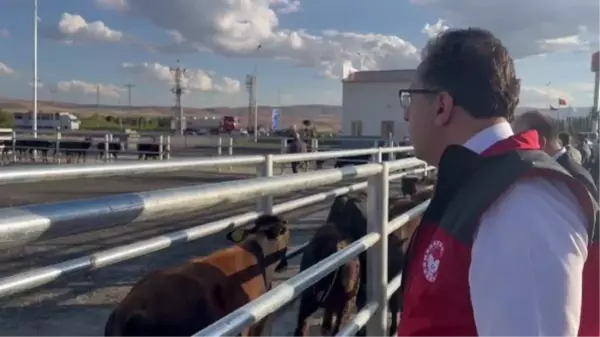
[0,146,414,185]
[1,130,172,164]
[0,146,431,336]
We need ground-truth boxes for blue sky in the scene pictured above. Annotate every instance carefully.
[0,0,597,108]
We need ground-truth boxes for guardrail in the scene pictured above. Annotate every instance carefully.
[0,148,432,336]
[0,146,415,185]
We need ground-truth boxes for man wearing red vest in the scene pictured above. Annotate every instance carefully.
[398,28,597,336]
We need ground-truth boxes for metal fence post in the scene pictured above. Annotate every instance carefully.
[280,138,286,154]
[217,137,223,172]
[10,130,16,163]
[372,147,383,163]
[165,135,171,160]
[158,135,164,161]
[227,136,234,171]
[257,154,274,214]
[257,153,274,335]
[103,133,110,162]
[365,162,389,336]
[55,132,61,164]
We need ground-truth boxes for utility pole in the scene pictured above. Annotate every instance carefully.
[124,84,134,106]
[48,87,57,104]
[252,44,261,142]
[96,84,100,107]
[170,60,187,136]
[245,74,255,132]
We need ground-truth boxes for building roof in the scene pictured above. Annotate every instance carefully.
[342,69,417,83]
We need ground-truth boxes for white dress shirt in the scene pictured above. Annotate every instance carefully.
[552,147,567,160]
[464,122,589,336]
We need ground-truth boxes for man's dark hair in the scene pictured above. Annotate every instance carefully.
[558,132,572,146]
[517,110,559,141]
[419,27,521,120]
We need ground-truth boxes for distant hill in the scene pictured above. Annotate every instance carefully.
[0,98,342,131]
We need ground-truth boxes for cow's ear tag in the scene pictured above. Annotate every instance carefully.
[227,228,247,243]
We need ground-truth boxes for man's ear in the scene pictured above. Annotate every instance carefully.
[538,136,547,149]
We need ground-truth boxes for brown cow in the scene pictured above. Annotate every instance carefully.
[294,177,435,336]
[104,214,290,337]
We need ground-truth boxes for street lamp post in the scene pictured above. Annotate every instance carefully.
[33,0,38,140]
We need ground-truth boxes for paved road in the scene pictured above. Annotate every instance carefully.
[0,168,403,336]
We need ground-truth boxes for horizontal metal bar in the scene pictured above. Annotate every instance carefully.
[387,157,426,171]
[335,301,379,337]
[285,242,308,260]
[0,146,415,184]
[386,200,431,235]
[387,272,403,300]
[194,232,381,336]
[0,156,265,185]
[0,174,390,298]
[272,146,413,163]
[0,163,388,250]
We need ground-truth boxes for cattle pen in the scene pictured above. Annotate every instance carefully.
[0,146,432,336]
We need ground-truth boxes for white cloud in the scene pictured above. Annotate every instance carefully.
[95,0,128,12]
[0,62,15,75]
[41,12,123,44]
[95,0,421,78]
[0,28,9,38]
[269,0,301,14]
[422,19,449,38]
[411,0,599,59]
[54,80,126,98]
[520,85,573,107]
[519,82,596,107]
[120,62,241,94]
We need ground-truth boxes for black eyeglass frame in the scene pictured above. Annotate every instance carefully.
[398,89,440,109]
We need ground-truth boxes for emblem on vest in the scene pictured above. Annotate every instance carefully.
[422,240,444,283]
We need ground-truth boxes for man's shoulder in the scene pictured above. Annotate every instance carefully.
[489,177,584,221]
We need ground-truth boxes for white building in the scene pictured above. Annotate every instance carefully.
[342,68,415,142]
[14,111,80,130]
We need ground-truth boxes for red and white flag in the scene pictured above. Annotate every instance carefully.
[558,98,568,106]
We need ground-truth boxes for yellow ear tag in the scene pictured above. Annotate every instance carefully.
[230,228,246,242]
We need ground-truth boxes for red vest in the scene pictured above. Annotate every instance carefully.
[397,130,597,336]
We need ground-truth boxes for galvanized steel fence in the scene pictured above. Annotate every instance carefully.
[0,145,431,336]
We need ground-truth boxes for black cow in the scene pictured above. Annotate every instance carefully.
[14,139,53,163]
[0,139,11,164]
[96,142,122,161]
[295,177,435,336]
[57,139,93,164]
[137,143,161,160]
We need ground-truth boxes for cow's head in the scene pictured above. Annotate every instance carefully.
[401,176,419,197]
[226,214,291,272]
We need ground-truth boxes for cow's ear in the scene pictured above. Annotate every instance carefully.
[226,228,248,243]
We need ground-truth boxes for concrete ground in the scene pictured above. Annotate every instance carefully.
[0,166,406,336]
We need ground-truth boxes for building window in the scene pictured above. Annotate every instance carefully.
[381,120,394,139]
[351,120,363,136]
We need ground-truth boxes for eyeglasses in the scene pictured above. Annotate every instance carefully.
[398,89,440,109]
